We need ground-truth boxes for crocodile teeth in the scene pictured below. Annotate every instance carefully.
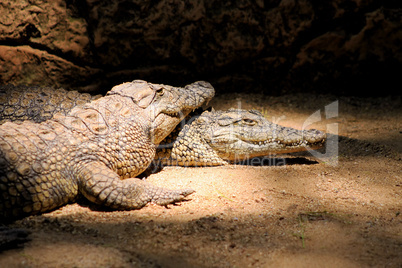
[169,112,179,117]
[250,140,269,145]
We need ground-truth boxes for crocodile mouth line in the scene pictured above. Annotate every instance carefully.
[246,139,325,147]
[164,108,198,119]
[213,134,325,149]
[165,112,181,118]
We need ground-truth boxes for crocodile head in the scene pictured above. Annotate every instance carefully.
[179,108,326,163]
[108,80,215,144]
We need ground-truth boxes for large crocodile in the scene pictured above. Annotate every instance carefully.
[0,85,326,169]
[0,80,214,220]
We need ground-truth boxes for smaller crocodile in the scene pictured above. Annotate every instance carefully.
[154,108,326,167]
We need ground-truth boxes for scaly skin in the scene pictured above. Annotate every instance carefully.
[0,80,214,219]
[155,108,326,166]
[0,85,101,124]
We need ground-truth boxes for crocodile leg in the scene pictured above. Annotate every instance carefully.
[78,161,194,209]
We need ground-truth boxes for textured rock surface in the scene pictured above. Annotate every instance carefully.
[0,0,401,95]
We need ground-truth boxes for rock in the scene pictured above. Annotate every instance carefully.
[0,46,100,90]
[0,0,400,95]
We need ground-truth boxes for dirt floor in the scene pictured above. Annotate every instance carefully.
[1,93,401,267]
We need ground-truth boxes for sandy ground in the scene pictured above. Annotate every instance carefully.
[0,93,401,267]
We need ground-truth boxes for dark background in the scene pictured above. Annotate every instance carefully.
[0,0,401,96]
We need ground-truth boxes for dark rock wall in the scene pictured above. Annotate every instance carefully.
[0,0,400,95]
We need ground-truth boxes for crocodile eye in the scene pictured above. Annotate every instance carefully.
[242,119,257,125]
[156,87,164,96]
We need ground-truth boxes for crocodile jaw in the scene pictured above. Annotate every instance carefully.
[151,109,192,144]
[149,81,215,144]
[208,128,326,161]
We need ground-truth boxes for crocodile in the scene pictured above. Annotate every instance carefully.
[0,85,326,169]
[0,80,215,220]
[154,108,326,167]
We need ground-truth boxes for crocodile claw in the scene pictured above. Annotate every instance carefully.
[152,188,195,206]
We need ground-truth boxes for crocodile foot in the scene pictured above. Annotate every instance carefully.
[0,226,31,252]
